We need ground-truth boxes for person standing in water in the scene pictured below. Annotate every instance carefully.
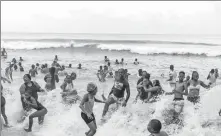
[115,59,119,65]
[167,65,177,82]
[18,62,24,72]
[54,55,58,62]
[79,82,105,136]
[102,69,130,117]
[134,58,139,65]
[187,71,211,104]
[20,57,24,61]
[1,48,7,56]
[19,74,45,111]
[78,63,82,69]
[147,119,168,136]
[44,67,59,91]
[5,64,13,81]
[104,56,109,62]
[1,92,9,127]
[29,64,38,77]
[97,66,106,82]
[23,92,47,132]
[207,69,217,86]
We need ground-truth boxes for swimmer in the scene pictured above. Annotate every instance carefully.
[219,109,221,116]
[44,67,58,91]
[97,66,106,82]
[104,56,110,62]
[134,58,139,65]
[5,64,13,81]
[54,55,58,61]
[147,119,168,136]
[186,71,211,104]
[138,69,143,78]
[167,65,177,82]
[20,57,24,61]
[68,64,72,68]
[36,63,40,71]
[79,83,105,136]
[78,63,82,69]
[107,62,113,78]
[120,58,124,65]
[23,93,47,132]
[18,62,24,72]
[14,64,18,71]
[29,64,38,77]
[1,48,7,56]
[115,59,119,65]
[12,58,17,64]
[102,69,130,117]
[207,69,217,86]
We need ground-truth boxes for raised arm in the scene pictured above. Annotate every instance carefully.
[94,97,105,103]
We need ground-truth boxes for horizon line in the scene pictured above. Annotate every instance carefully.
[2,32,221,35]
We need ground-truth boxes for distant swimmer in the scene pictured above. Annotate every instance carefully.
[186,71,211,104]
[23,92,47,132]
[104,56,110,62]
[138,69,143,78]
[1,92,9,127]
[54,55,58,62]
[184,75,190,83]
[207,69,217,86]
[147,119,168,136]
[107,62,113,78]
[115,59,119,65]
[68,64,72,68]
[41,64,49,74]
[44,67,59,91]
[1,48,7,56]
[134,71,153,103]
[79,83,105,136]
[19,74,45,111]
[29,64,38,77]
[134,58,139,65]
[35,63,41,71]
[18,62,24,72]
[120,58,124,65]
[12,58,17,65]
[14,64,18,71]
[20,57,24,61]
[167,65,177,88]
[78,63,82,69]
[5,64,13,81]
[60,75,81,104]
[102,69,130,117]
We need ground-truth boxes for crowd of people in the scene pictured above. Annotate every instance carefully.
[1,50,220,136]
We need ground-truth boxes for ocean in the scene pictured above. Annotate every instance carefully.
[1,33,221,136]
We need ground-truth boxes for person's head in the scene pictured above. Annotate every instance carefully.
[135,58,137,61]
[147,119,162,134]
[87,82,98,96]
[100,66,103,70]
[170,65,174,70]
[50,67,56,75]
[104,66,108,70]
[138,69,143,77]
[186,75,190,81]
[55,55,58,58]
[142,71,150,80]
[121,58,124,61]
[215,68,218,73]
[116,59,118,62]
[178,71,185,82]
[18,62,22,66]
[71,72,77,80]
[65,75,72,83]
[105,56,107,59]
[20,57,22,59]
[211,69,215,74]
[108,62,111,66]
[69,64,72,68]
[31,64,35,69]
[45,64,48,68]
[41,64,45,69]
[118,68,125,77]
[191,71,199,81]
[62,65,65,70]
[153,80,160,87]
[23,74,31,83]
[79,63,81,66]
[36,63,39,67]
[125,69,128,73]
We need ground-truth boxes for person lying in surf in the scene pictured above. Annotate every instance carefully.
[134,71,153,103]
[186,71,210,104]
[1,92,9,127]
[102,69,130,117]
[147,119,168,136]
[23,92,48,132]
[29,64,38,77]
[134,58,139,65]
[60,75,81,104]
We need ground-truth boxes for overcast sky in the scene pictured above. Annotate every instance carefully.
[1,1,221,34]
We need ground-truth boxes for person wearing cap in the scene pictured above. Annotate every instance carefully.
[79,82,105,136]
[102,69,130,117]
[60,75,80,104]
[134,71,153,103]
[147,119,168,136]
[23,92,47,132]
[19,74,45,111]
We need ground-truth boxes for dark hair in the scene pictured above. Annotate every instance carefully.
[135,58,137,61]
[45,64,48,68]
[148,119,162,133]
[211,69,215,73]
[31,64,35,69]
[191,71,199,80]
[69,64,72,67]
[170,65,174,69]
[18,62,22,66]
[144,72,150,80]
[154,80,161,87]
[138,69,143,76]
[24,74,31,80]
[50,67,56,86]
[179,71,185,75]
[36,63,39,66]
[108,62,111,66]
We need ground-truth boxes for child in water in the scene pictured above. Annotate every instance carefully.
[29,64,38,77]
[147,119,168,136]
